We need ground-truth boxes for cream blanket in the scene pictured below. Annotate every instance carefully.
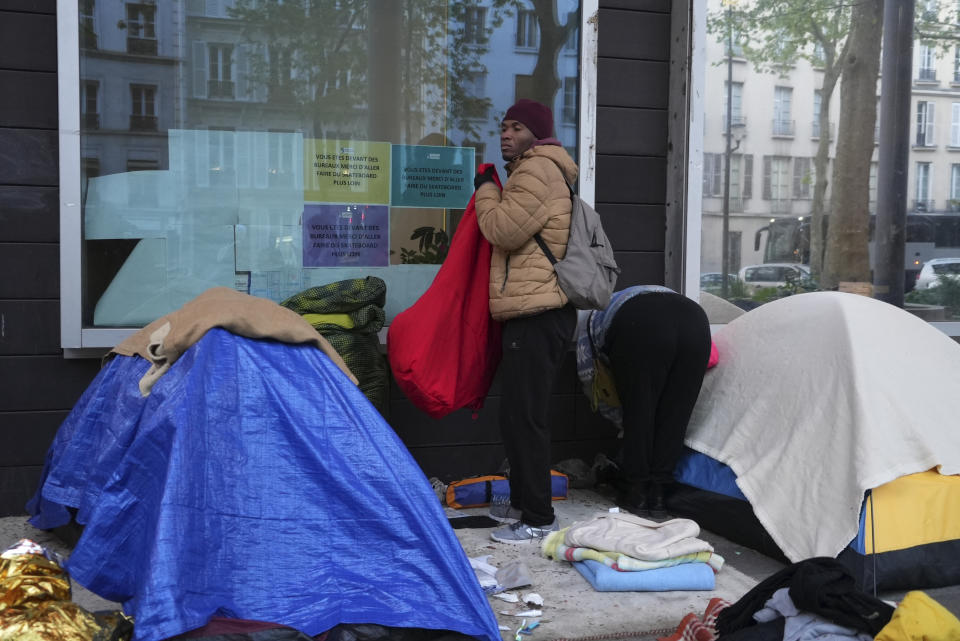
[112,287,357,395]
[686,292,960,561]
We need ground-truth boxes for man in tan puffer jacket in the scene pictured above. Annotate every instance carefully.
[473,99,578,544]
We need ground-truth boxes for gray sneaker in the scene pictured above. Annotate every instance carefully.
[490,518,559,544]
[488,500,523,523]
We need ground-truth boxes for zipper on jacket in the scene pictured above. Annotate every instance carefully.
[500,254,510,293]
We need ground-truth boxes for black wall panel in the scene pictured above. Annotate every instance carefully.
[611,251,667,289]
[0,4,677,513]
[0,1,55,13]
[600,0,669,12]
[0,129,59,186]
[0,300,60,355]
[598,10,670,61]
[0,356,100,413]
[0,411,67,466]
[0,71,58,128]
[0,243,58,298]
[597,59,668,109]
[0,12,57,72]
[597,107,668,156]
[0,187,59,242]
[596,155,667,204]
[600,204,665,252]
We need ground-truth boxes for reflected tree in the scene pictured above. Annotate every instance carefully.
[708,1,851,282]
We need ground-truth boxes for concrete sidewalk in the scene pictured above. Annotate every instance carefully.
[2,489,959,641]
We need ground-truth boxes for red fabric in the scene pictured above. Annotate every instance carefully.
[707,341,719,369]
[387,164,503,419]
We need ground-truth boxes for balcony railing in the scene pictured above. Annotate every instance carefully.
[722,115,746,133]
[917,67,937,82]
[81,112,99,129]
[772,119,795,137]
[727,196,745,212]
[207,80,235,99]
[129,115,158,131]
[914,199,935,212]
[127,37,157,56]
[811,120,834,140]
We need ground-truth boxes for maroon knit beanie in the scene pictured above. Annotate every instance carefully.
[504,99,554,140]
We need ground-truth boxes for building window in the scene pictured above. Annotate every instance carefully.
[950,164,960,211]
[916,162,932,211]
[126,3,157,55]
[461,69,488,119]
[80,0,97,49]
[81,80,99,130]
[208,44,235,99]
[725,28,744,58]
[130,84,157,131]
[792,157,812,199]
[763,156,791,202]
[722,82,744,130]
[208,128,236,186]
[869,162,878,205]
[563,12,578,51]
[516,10,538,49]
[742,154,753,199]
[562,76,577,124]
[773,86,794,136]
[703,152,723,197]
[463,7,486,45]
[954,47,960,82]
[917,42,936,82]
[916,101,936,146]
[953,102,960,146]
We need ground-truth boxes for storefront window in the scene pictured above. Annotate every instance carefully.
[71,0,581,333]
[696,0,960,323]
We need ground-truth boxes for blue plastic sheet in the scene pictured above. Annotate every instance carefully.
[29,329,500,641]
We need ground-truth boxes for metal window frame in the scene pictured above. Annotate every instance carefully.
[685,0,960,338]
[58,0,600,355]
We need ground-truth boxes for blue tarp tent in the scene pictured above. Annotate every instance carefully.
[29,328,500,641]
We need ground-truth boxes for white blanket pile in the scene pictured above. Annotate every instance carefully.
[685,292,960,561]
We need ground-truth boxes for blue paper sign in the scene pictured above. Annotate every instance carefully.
[391,144,474,208]
[302,204,389,267]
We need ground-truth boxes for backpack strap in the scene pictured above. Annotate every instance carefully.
[533,180,577,265]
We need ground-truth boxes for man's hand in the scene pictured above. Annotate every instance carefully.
[473,165,497,190]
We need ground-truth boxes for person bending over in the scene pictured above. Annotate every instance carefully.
[577,286,712,519]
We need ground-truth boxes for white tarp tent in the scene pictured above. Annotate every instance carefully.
[685,291,960,562]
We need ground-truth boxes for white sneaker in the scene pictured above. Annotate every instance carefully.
[490,518,559,544]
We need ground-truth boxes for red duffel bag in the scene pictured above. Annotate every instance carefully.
[387,164,502,419]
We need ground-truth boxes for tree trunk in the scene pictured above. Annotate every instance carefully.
[530,0,572,110]
[821,0,882,289]
[810,65,840,280]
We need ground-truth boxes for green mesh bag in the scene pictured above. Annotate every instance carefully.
[281,277,388,415]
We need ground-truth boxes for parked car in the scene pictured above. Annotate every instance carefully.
[700,272,738,290]
[738,263,812,294]
[915,258,960,290]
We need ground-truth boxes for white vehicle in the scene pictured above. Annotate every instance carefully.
[915,258,960,290]
[738,263,812,294]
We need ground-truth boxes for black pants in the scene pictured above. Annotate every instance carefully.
[604,293,711,486]
[498,305,576,527]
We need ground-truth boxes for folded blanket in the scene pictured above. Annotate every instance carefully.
[542,529,724,572]
[564,513,713,561]
[573,560,715,592]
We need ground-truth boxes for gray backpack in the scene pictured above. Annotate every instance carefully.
[534,183,620,309]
